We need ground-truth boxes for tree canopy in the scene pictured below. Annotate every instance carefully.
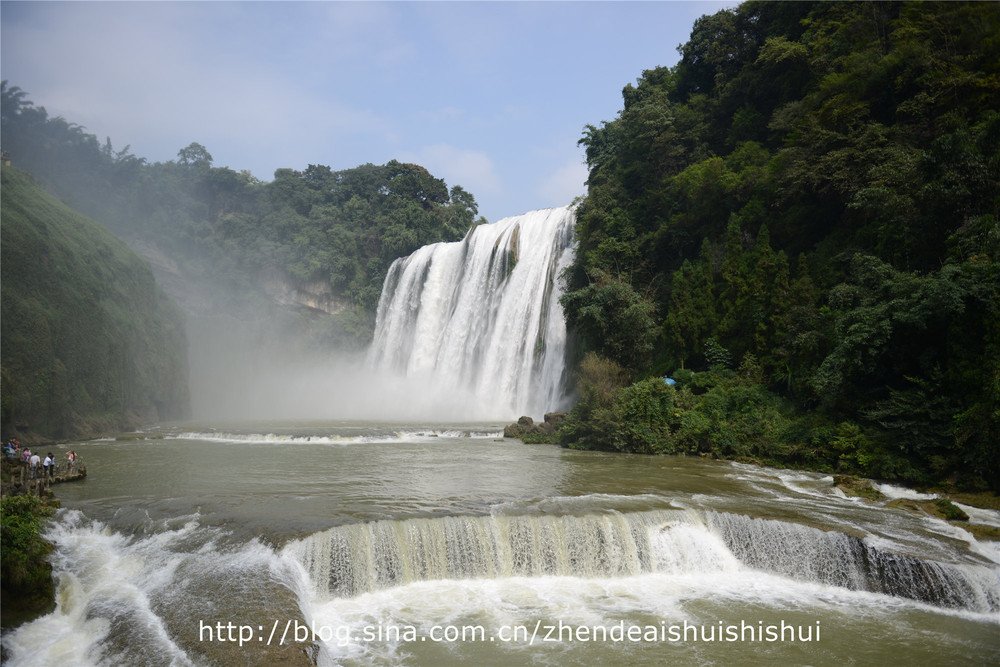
[561,1,1000,489]
[1,81,485,346]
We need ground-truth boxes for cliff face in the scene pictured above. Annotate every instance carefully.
[1,167,189,440]
[258,267,351,316]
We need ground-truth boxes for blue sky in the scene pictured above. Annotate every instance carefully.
[2,1,736,223]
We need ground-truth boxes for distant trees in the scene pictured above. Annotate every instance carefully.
[0,82,485,347]
[177,142,213,168]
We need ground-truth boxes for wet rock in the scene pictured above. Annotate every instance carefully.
[833,475,886,501]
[503,413,567,443]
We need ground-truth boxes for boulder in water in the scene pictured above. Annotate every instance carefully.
[504,412,567,442]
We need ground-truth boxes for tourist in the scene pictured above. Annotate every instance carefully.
[67,450,76,470]
[45,453,55,478]
[29,451,40,479]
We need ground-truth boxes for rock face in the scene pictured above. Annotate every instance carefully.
[504,413,567,441]
[259,267,351,315]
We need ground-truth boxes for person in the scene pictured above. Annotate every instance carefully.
[45,453,55,478]
[29,451,40,480]
[67,450,75,471]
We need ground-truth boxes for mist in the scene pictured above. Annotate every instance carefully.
[181,207,577,425]
[184,312,523,424]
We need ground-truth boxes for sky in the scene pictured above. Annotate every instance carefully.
[1,1,736,223]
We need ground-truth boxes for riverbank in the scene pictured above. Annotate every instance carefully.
[0,492,58,629]
[504,414,1000,526]
[0,455,88,630]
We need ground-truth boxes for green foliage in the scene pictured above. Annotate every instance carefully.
[608,378,677,454]
[934,498,969,522]
[558,352,629,451]
[1,84,484,348]
[562,1,1000,489]
[561,367,803,463]
[560,361,679,455]
[560,277,659,374]
[1,494,54,590]
[1,166,189,438]
[703,338,732,371]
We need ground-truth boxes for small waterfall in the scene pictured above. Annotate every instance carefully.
[368,207,576,420]
[707,512,1000,612]
[285,510,1000,614]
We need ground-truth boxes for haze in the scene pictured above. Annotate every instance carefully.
[1,0,736,223]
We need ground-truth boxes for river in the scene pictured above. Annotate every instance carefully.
[2,421,998,666]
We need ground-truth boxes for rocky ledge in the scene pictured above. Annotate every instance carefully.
[504,413,567,443]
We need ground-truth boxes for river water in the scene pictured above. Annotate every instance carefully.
[3,422,999,666]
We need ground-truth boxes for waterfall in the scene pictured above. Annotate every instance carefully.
[284,510,1000,614]
[368,207,576,420]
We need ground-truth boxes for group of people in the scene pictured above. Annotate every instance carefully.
[4,439,78,480]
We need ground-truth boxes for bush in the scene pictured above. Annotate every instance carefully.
[934,498,969,521]
[1,494,54,590]
[609,378,677,454]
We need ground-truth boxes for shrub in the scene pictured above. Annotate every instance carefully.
[1,494,54,590]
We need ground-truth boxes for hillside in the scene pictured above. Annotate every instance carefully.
[1,166,189,440]
[559,1,1000,490]
[0,83,483,350]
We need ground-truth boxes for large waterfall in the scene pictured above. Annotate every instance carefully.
[368,207,576,420]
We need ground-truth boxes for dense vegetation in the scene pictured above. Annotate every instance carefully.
[560,1,1000,490]
[0,492,56,627]
[1,166,189,439]
[1,82,483,347]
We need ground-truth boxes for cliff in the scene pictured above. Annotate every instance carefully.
[1,166,189,440]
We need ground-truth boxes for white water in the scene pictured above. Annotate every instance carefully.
[280,504,1000,666]
[168,429,503,446]
[5,434,1000,666]
[368,207,576,420]
[283,509,999,612]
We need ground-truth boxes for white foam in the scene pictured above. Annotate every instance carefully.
[954,502,1000,529]
[168,429,502,446]
[874,483,938,501]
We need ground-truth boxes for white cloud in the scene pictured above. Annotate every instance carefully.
[537,157,588,208]
[400,144,503,197]
[0,2,397,177]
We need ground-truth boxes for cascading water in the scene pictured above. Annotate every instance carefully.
[5,432,999,667]
[368,207,576,420]
[283,509,1000,614]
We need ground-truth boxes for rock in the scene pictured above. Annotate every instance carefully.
[934,497,969,521]
[833,475,886,500]
[504,414,565,443]
[543,412,567,427]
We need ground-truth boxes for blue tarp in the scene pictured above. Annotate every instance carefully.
[662,377,676,386]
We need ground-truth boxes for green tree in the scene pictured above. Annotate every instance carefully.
[561,277,659,374]
[177,142,213,168]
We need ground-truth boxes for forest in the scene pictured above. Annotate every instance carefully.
[1,166,189,439]
[0,84,483,349]
[558,1,1000,490]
